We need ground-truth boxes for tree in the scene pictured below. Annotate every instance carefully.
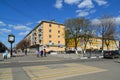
[64,28,71,50]
[95,15,116,51]
[81,30,95,53]
[113,19,120,50]
[64,18,90,53]
[16,39,30,50]
[104,25,115,50]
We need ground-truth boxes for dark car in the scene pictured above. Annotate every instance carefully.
[65,50,75,54]
[47,50,56,54]
[103,50,120,59]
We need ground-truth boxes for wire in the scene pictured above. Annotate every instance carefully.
[0,17,25,23]
[1,0,38,21]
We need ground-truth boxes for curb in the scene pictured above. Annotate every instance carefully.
[80,56,103,60]
[51,54,103,60]
[114,60,120,63]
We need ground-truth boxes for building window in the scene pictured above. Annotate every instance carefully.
[39,34,41,36]
[58,30,60,34]
[58,35,60,38]
[39,40,41,43]
[49,29,52,33]
[49,40,52,43]
[49,24,52,27]
[49,35,52,38]
[58,41,60,44]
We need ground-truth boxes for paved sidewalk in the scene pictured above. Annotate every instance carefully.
[0,53,104,64]
[0,53,68,63]
[51,54,103,60]
[114,59,120,63]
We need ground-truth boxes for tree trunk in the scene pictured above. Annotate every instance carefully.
[83,39,89,55]
[113,40,119,49]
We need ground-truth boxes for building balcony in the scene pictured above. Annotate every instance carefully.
[39,26,43,30]
[39,32,43,35]
[39,36,43,40]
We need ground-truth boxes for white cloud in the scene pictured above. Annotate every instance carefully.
[115,16,120,25]
[94,0,107,6]
[54,0,63,9]
[0,28,11,33]
[0,21,6,26]
[13,25,32,31]
[77,10,89,17]
[19,31,30,36]
[8,24,14,28]
[92,17,116,26]
[37,20,41,23]
[78,0,94,9]
[64,0,80,5]
[90,9,96,14]
[26,22,33,26]
[91,19,101,25]
[54,0,108,17]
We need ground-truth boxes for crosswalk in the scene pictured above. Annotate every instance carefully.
[0,62,107,80]
[0,68,13,80]
[23,63,107,80]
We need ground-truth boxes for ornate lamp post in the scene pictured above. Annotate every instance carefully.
[8,34,15,57]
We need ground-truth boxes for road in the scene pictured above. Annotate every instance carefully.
[0,53,120,80]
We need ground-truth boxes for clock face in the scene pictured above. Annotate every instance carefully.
[9,37,14,41]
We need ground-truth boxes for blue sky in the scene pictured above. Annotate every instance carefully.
[0,0,120,48]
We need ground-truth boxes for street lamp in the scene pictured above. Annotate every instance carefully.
[8,34,15,57]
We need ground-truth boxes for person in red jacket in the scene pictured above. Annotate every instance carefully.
[44,49,47,57]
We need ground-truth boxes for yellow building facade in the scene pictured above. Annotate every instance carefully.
[67,37,119,51]
[24,21,65,52]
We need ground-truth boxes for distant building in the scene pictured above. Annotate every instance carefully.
[67,37,119,51]
[24,20,65,52]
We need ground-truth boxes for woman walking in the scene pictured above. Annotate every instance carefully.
[36,50,40,57]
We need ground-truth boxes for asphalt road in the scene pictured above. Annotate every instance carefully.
[60,59,120,80]
[0,54,120,80]
[0,57,106,68]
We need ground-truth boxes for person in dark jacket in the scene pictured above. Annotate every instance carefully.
[41,50,43,57]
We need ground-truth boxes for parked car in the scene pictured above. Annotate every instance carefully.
[47,50,56,54]
[65,50,75,54]
[103,50,120,59]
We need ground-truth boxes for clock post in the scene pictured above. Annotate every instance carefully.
[8,34,15,57]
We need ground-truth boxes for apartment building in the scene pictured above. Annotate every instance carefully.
[24,20,65,52]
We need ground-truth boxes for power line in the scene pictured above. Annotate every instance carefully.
[0,17,25,23]
[1,0,39,21]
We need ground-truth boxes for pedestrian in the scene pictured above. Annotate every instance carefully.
[44,49,47,57]
[36,50,40,57]
[3,50,8,59]
[41,50,43,57]
[25,49,27,55]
